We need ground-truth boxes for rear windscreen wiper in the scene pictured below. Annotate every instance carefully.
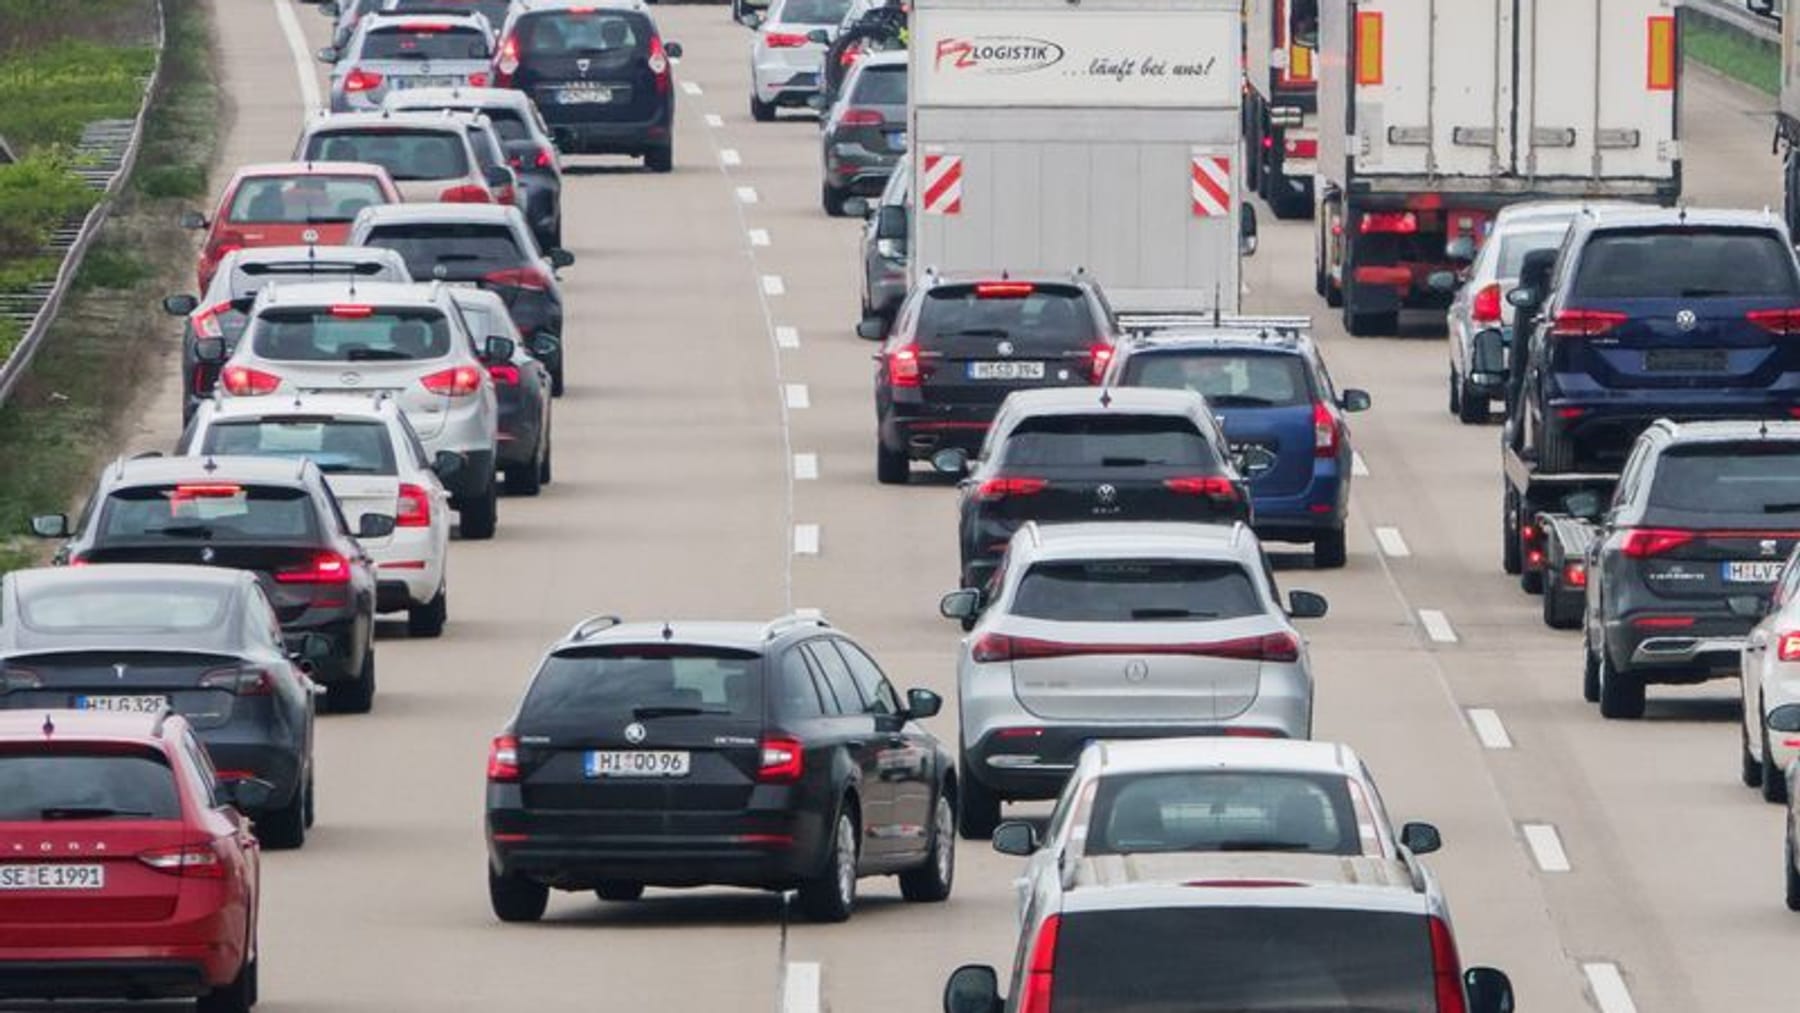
[153,524,215,539]
[940,328,1010,339]
[1100,456,1156,467]
[1129,608,1219,620]
[345,348,414,361]
[1206,395,1279,407]
[1764,502,1800,514]
[1211,840,1316,852]
[41,806,154,820]
[632,705,728,719]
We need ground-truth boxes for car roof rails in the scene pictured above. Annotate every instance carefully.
[763,611,831,641]
[565,614,623,641]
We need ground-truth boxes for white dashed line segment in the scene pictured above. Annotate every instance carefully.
[681,81,703,95]
[720,148,742,166]
[1352,452,1370,477]
[1374,526,1411,558]
[1522,823,1572,873]
[735,186,760,204]
[1582,964,1639,1013]
[1466,709,1514,750]
[793,453,818,480]
[783,384,810,409]
[762,275,786,296]
[782,961,821,1013]
[792,525,821,556]
[774,326,799,349]
[273,0,323,116]
[748,228,771,247]
[705,113,725,127]
[1418,609,1459,644]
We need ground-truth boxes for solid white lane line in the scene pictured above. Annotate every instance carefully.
[720,148,742,166]
[1582,963,1639,1013]
[1522,823,1572,873]
[784,384,810,409]
[782,961,822,1013]
[1352,452,1370,477]
[1374,526,1411,558]
[793,525,821,556]
[705,113,725,127]
[774,326,799,349]
[736,186,760,204]
[273,0,322,116]
[681,81,703,95]
[762,275,786,296]
[1418,609,1458,644]
[1466,708,1513,750]
[748,228,771,247]
[793,453,819,480]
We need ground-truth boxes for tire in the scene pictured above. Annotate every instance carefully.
[1312,528,1347,570]
[1502,489,1523,575]
[822,182,849,217]
[594,880,645,901]
[303,773,315,829]
[957,768,1001,840]
[1582,643,1601,703]
[197,953,255,1013]
[539,432,553,485]
[645,146,673,173]
[256,783,306,851]
[1520,556,1544,595]
[327,645,375,715]
[1448,369,1462,415]
[898,792,956,903]
[750,94,776,122]
[459,482,499,541]
[1540,421,1577,473]
[1598,649,1646,720]
[1325,277,1343,308]
[1745,711,1768,788]
[550,362,565,398]
[1765,715,1790,804]
[488,867,549,923]
[797,809,858,923]
[407,586,447,638]
[1543,577,1578,629]
[1457,377,1490,424]
[876,440,909,485]
[504,457,543,496]
[1787,830,1800,912]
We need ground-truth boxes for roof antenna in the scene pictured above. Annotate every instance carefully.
[661,622,673,641]
[41,714,53,737]
[203,455,219,474]
[1213,280,1223,328]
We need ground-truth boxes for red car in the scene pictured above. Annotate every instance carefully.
[184,160,402,290]
[0,710,262,1012]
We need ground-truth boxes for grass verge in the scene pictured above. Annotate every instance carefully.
[1685,17,1781,96]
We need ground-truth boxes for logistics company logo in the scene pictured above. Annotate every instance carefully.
[933,36,1065,75]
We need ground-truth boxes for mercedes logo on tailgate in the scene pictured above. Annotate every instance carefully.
[624,722,647,744]
[339,371,362,387]
[1123,660,1149,683]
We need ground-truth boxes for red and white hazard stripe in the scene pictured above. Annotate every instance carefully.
[1191,155,1232,217]
[922,154,963,216]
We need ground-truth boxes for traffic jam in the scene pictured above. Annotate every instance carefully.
[1,0,1798,1010]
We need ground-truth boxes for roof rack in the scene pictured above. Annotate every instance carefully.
[566,614,623,641]
[1116,314,1311,339]
[762,611,830,641]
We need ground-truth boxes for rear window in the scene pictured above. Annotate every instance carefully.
[519,647,764,728]
[100,484,318,543]
[777,0,852,24]
[362,24,491,60]
[480,109,530,142]
[0,752,184,821]
[387,0,512,27]
[227,175,387,224]
[1124,351,1311,408]
[304,129,469,182]
[916,284,1096,347]
[999,414,1217,469]
[518,10,646,56]
[20,582,232,632]
[200,419,398,476]
[250,307,453,361]
[1572,228,1800,300]
[1084,771,1361,856]
[850,65,906,105]
[1051,908,1434,1012]
[1496,225,1570,278]
[363,223,525,280]
[1648,442,1800,515]
[1011,560,1261,622]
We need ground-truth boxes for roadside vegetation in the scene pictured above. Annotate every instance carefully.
[1685,16,1780,96]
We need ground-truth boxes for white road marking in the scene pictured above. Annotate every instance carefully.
[1522,823,1572,872]
[774,325,800,348]
[1374,526,1411,558]
[273,0,322,116]
[1352,452,1370,477]
[762,275,786,296]
[782,961,821,1013]
[736,186,760,204]
[705,113,725,127]
[1467,708,1513,750]
[793,453,819,480]
[792,525,821,556]
[720,148,742,166]
[784,384,810,409]
[748,228,771,247]
[681,81,703,95]
[1582,963,1639,1013]
[1418,609,1459,644]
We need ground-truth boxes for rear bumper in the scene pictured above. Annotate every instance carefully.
[548,113,673,155]
[368,529,444,607]
[751,63,821,104]
[963,721,1299,801]
[0,904,243,991]
[1250,462,1348,540]
[1605,612,1752,683]
[823,148,898,194]
[486,804,828,889]
[0,959,208,1000]
[878,403,994,457]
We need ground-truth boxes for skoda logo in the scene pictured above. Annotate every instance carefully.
[996,340,1014,358]
[1123,659,1149,683]
[623,722,647,744]
[1095,484,1118,505]
[1763,539,1780,557]
[301,227,320,245]
[1675,309,1698,332]
[339,371,362,387]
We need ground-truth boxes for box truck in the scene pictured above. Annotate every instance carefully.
[1245,0,1321,220]
[1775,7,1800,235]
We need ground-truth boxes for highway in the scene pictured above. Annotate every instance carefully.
[116,4,1794,1009]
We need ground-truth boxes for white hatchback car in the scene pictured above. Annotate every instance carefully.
[1740,551,1800,804]
[208,279,505,539]
[742,0,851,120]
[180,394,455,635]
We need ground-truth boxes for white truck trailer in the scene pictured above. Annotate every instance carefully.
[1313,0,1682,336]
[1775,6,1800,234]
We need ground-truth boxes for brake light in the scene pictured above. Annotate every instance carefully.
[487,362,521,386]
[975,477,1048,502]
[970,633,1299,664]
[1088,343,1114,383]
[487,734,520,782]
[1313,401,1341,458]
[534,147,554,169]
[440,184,492,203]
[172,483,242,498]
[1620,527,1694,558]
[396,483,431,528]
[839,107,884,126]
[1563,562,1587,588]
[220,365,280,396]
[421,365,483,396]
[1471,283,1502,324]
[467,71,489,87]
[648,35,670,93]
[764,31,809,47]
[886,343,922,387]
[1550,309,1626,337]
[483,266,551,292]
[329,303,374,318]
[1779,632,1800,662]
[139,843,225,879]
[344,67,384,93]
[401,20,450,31]
[1359,211,1417,234]
[974,282,1034,298]
[1428,916,1467,1013]
[192,300,233,339]
[1017,914,1060,1013]
[1749,307,1800,335]
[275,552,352,585]
[495,33,520,83]
[199,666,274,696]
[758,734,803,782]
[839,41,863,67]
[1163,475,1237,498]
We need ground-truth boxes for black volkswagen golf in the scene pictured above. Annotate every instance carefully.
[485,615,957,923]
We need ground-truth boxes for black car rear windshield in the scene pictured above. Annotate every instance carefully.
[520,647,764,729]
[363,223,525,280]
[1012,560,1261,622]
[916,284,1096,348]
[1648,442,1800,516]
[201,419,399,476]
[0,752,183,821]
[1572,228,1800,300]
[850,65,906,105]
[20,581,232,632]
[228,175,386,224]
[1051,908,1434,1012]
[304,129,469,182]
[250,307,453,361]
[779,0,852,23]
[362,24,490,61]
[518,10,647,56]
[1084,771,1362,857]
[100,484,318,543]
[999,415,1217,469]
[1124,351,1312,408]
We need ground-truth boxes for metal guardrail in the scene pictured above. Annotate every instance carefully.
[1689,0,1780,43]
[0,0,168,408]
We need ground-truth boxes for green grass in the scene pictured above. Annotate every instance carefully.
[73,241,149,292]
[0,317,17,362]
[0,153,101,285]
[0,39,157,152]
[1686,19,1780,96]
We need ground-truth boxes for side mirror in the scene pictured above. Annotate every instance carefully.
[1767,703,1800,733]
[29,514,70,539]
[1514,248,1558,309]
[528,334,561,360]
[315,45,339,64]
[991,820,1040,857]
[943,965,1003,1013]
[736,10,764,27]
[483,335,517,362]
[875,205,908,240]
[1749,0,1777,16]
[484,165,514,189]
[1445,236,1477,261]
[1463,967,1515,1013]
[855,318,887,340]
[1288,589,1328,619]
[939,588,982,622]
[931,447,971,476]
[1399,821,1442,855]
[432,451,465,482]
[357,513,397,539]
[1471,327,1508,376]
[193,337,227,364]
[163,293,199,316]
[1239,204,1259,257]
[843,196,872,218]
[1339,388,1372,413]
[1728,594,1770,620]
[219,777,276,812]
[1505,287,1539,310]
[1426,270,1460,294]
[664,41,683,60]
[905,688,942,720]
[547,248,575,269]
[178,210,208,230]
[806,28,830,44]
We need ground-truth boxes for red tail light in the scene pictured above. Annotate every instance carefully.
[467,71,489,87]
[839,107,884,126]
[887,343,922,387]
[1017,914,1060,1013]
[344,67,384,93]
[487,362,521,386]
[483,266,551,291]
[1471,283,1502,324]
[1163,475,1238,499]
[1223,726,1288,738]
[758,734,803,782]
[1620,527,1694,558]
[140,843,225,878]
[1088,343,1114,383]
[487,734,520,782]
[839,41,864,67]
[1550,309,1626,337]
[401,20,450,31]
[1313,401,1341,458]
[971,632,1299,664]
[1778,632,1800,662]
[534,147,554,169]
[495,33,520,84]
[221,365,280,396]
[974,477,1048,502]
[1428,916,1467,1013]
[172,483,242,499]
[1284,137,1319,159]
[192,300,234,339]
[275,552,352,585]
[1563,562,1587,588]
[1748,307,1800,335]
[764,31,809,47]
[396,483,431,528]
[440,184,493,203]
[975,281,1034,298]
[1633,615,1695,630]
[421,365,483,396]
[200,667,275,695]
[648,36,670,93]
[1359,211,1418,234]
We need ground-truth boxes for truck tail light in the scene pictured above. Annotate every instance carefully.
[1471,284,1502,324]
[1550,309,1627,337]
[1358,211,1416,235]
[886,343,922,387]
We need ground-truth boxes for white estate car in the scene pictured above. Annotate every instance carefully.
[1741,549,1800,804]
[743,0,849,120]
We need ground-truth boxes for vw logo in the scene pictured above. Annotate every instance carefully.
[577,57,590,74]
[339,371,362,387]
[1123,660,1149,683]
[301,228,319,244]
[1762,539,1780,557]
[996,340,1014,358]
[1675,309,1698,332]
[1095,484,1118,505]
[199,546,216,563]
[623,722,647,744]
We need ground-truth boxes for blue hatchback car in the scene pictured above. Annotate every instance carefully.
[1104,324,1371,567]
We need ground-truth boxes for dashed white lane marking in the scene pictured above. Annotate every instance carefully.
[748,228,771,247]
[1352,452,1370,477]
[1418,609,1459,644]
[735,186,760,204]
[681,81,703,95]
[705,113,725,127]
[792,525,821,556]
[1467,708,1513,750]
[774,326,799,349]
[784,384,810,409]
[762,275,786,296]
[782,961,821,1013]
[1522,823,1572,873]
[273,0,322,116]
[793,453,818,480]
[720,147,742,166]
[1582,963,1639,1013]
[1374,526,1411,558]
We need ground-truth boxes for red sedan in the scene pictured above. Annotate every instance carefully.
[184,160,401,290]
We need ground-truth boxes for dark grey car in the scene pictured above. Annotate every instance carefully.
[850,158,908,333]
[819,50,905,216]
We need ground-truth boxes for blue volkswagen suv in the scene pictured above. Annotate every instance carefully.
[1103,324,1370,567]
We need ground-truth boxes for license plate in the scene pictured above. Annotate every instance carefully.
[0,864,105,890]
[1724,561,1785,583]
[968,361,1045,381]
[75,695,168,713]
[396,76,457,90]
[558,87,613,104]
[584,750,690,778]
[1645,348,1728,372]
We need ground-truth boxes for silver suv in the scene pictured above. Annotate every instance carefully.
[938,521,1325,837]
[323,11,496,113]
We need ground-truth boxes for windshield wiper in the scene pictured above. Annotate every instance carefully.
[434,252,482,262]
[1100,456,1157,467]
[1212,840,1318,852]
[1129,607,1219,620]
[632,705,729,719]
[152,524,214,539]
[41,806,154,820]
[345,348,414,361]
[1765,503,1800,514]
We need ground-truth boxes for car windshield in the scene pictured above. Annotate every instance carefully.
[362,24,490,61]
[249,307,453,361]
[849,65,905,105]
[1572,228,1800,299]
[1011,560,1261,622]
[999,415,1217,469]
[362,223,525,281]
[100,484,318,542]
[1496,225,1570,278]
[19,582,232,632]
[201,419,398,476]
[1084,771,1363,856]
[779,0,851,23]
[304,129,468,182]
[520,11,644,56]
[917,284,1096,347]
[519,647,763,730]
[227,175,387,224]
[1125,352,1310,408]
[0,752,183,821]
[1648,442,1800,515]
[1050,908,1435,1012]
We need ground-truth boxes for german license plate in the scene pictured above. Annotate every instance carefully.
[968,361,1045,381]
[0,864,105,890]
[1645,348,1728,372]
[397,76,457,90]
[75,695,167,713]
[1724,561,1784,583]
[585,750,690,778]
[558,87,612,104]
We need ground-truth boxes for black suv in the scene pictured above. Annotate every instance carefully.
[938,387,1248,589]
[870,273,1120,485]
[492,0,683,171]
[484,614,957,923]
[1581,420,1800,719]
[31,455,385,713]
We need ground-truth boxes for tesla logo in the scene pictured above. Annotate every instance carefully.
[1763,539,1780,557]
[623,722,647,744]
[1123,660,1149,683]
[1675,309,1697,332]
[1095,484,1118,505]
